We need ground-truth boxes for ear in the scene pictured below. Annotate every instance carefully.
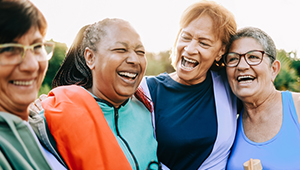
[271,60,281,82]
[216,45,226,62]
[85,47,95,70]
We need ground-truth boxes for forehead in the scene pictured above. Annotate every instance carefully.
[14,26,43,44]
[230,37,263,53]
[182,15,217,41]
[102,22,142,45]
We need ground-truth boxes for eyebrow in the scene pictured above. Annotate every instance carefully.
[116,41,144,49]
[181,31,214,43]
[12,38,44,45]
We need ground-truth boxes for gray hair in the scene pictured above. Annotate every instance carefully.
[81,18,126,53]
[229,27,277,63]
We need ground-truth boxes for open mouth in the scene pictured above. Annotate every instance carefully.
[237,75,255,83]
[10,80,34,86]
[118,71,138,80]
[181,56,199,70]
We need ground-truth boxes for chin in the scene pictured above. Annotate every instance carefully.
[117,88,136,98]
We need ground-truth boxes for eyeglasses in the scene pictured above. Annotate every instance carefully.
[224,50,274,67]
[0,42,55,65]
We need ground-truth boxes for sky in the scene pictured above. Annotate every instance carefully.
[31,0,300,57]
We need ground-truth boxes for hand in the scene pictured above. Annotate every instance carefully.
[29,94,47,113]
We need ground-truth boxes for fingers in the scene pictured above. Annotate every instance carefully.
[29,94,48,113]
[39,94,47,101]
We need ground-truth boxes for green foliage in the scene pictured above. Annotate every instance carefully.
[38,83,51,97]
[145,50,175,76]
[40,39,300,95]
[42,40,67,93]
[274,50,300,92]
[291,51,300,76]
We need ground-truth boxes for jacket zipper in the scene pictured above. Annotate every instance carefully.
[114,108,139,170]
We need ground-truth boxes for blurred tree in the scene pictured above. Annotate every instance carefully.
[145,50,175,76]
[40,40,67,94]
[40,41,300,95]
[274,50,300,92]
[290,51,300,76]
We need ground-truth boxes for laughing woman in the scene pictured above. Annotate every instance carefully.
[31,18,158,170]
[140,1,238,169]
[226,27,300,169]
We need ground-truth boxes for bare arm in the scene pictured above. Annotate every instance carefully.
[292,92,300,124]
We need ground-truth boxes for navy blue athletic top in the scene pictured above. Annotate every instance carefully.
[145,72,217,170]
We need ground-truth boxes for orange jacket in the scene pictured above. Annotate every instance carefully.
[42,85,132,170]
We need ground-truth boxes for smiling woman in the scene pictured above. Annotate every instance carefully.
[0,0,65,169]
[30,18,159,170]
[140,1,239,169]
[226,27,300,169]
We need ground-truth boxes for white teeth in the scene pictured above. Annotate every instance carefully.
[13,80,34,86]
[183,57,197,63]
[119,72,137,78]
[237,75,254,81]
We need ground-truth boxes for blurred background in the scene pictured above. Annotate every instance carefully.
[30,0,300,94]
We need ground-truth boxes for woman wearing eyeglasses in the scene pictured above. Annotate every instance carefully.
[0,0,66,169]
[226,27,300,169]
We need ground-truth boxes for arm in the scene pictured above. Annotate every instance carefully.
[292,92,300,124]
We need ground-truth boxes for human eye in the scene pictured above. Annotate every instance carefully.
[33,43,43,50]
[180,33,192,41]
[247,51,261,60]
[113,48,127,53]
[135,49,145,56]
[227,53,239,62]
[199,41,210,47]
[0,46,16,53]
[31,43,46,56]
[0,45,22,55]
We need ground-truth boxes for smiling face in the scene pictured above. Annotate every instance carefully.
[174,15,225,85]
[226,37,279,101]
[85,21,146,107]
[0,26,48,120]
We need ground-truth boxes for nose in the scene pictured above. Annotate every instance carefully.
[127,51,140,65]
[237,55,250,69]
[184,40,198,55]
[19,49,39,71]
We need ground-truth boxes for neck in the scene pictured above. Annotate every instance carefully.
[0,107,29,121]
[243,90,281,119]
[87,87,128,108]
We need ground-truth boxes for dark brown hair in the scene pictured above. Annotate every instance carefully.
[52,19,153,112]
[0,0,47,43]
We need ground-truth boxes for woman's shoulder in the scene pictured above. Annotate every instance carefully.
[290,92,300,123]
[145,72,169,81]
[143,72,171,88]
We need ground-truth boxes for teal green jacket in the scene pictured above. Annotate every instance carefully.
[95,96,158,170]
[0,111,67,170]
[0,111,52,170]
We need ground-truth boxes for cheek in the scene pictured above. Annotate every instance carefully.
[175,41,185,61]
[141,57,147,73]
[38,61,48,80]
[226,68,236,82]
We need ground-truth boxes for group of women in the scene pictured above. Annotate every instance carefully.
[1,0,299,170]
